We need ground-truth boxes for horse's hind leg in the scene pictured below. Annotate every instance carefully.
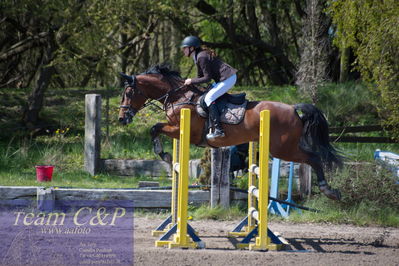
[307,155,341,200]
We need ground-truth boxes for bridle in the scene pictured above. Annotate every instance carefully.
[119,75,141,124]
[119,74,190,124]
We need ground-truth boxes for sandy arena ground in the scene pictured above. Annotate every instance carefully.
[134,217,399,266]
[0,213,398,266]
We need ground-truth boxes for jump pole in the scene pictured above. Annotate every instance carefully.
[155,108,205,249]
[228,110,283,251]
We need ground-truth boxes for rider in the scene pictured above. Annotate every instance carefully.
[181,36,238,140]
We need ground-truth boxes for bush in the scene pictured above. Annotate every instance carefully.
[198,148,211,185]
[330,163,399,210]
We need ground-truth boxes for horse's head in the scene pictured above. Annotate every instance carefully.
[118,73,148,125]
[118,65,193,125]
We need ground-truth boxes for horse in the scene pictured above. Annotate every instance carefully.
[118,64,343,200]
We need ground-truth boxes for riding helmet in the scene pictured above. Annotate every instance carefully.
[180,36,201,48]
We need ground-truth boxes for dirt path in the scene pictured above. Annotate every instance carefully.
[134,217,399,266]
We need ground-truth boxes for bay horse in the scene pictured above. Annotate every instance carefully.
[118,65,342,200]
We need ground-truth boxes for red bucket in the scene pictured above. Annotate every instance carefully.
[35,165,54,182]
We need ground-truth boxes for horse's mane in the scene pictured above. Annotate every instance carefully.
[143,63,189,91]
[141,64,183,89]
[143,64,182,80]
[142,63,205,94]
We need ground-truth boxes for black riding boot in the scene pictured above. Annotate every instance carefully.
[206,103,225,140]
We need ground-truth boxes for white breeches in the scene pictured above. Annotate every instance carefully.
[204,74,237,106]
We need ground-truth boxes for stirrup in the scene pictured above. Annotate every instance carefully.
[206,129,225,140]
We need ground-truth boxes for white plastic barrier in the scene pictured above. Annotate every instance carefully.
[374,149,399,183]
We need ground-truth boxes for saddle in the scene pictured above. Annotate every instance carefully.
[196,92,248,125]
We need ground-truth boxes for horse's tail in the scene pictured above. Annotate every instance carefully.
[294,103,343,169]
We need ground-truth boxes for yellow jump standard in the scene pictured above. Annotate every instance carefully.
[155,109,205,249]
[228,110,283,251]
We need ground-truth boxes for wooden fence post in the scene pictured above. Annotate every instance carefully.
[84,94,101,175]
[37,187,55,212]
[210,147,231,208]
[298,163,312,198]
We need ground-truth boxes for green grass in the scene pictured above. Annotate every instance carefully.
[233,85,300,104]
[180,195,399,227]
[174,197,399,227]
[336,142,399,161]
[0,87,203,187]
[133,208,171,219]
[127,196,399,227]
[0,168,173,188]
[281,196,399,227]
[189,204,246,221]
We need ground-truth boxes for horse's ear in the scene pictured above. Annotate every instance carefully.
[119,72,133,83]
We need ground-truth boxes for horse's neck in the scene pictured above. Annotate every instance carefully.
[162,88,202,109]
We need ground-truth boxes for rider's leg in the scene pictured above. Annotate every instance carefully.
[205,74,236,140]
[206,102,225,140]
[204,74,237,106]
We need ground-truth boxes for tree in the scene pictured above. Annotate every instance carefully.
[2,0,350,131]
[0,0,159,127]
[175,0,304,85]
[329,0,399,139]
[296,0,331,104]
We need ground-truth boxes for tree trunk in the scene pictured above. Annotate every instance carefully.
[117,32,128,87]
[298,163,312,199]
[210,147,230,208]
[23,31,56,127]
[296,0,330,104]
[339,46,350,82]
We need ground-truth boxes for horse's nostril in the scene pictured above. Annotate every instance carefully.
[119,117,124,122]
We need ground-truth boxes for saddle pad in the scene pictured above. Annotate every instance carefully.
[196,98,248,125]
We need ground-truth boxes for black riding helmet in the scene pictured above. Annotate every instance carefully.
[180,36,201,48]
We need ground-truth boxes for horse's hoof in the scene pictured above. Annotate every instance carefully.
[320,185,341,200]
[160,152,172,164]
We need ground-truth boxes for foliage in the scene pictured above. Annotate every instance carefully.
[0,0,161,88]
[330,163,399,211]
[2,0,397,145]
[232,173,249,191]
[328,0,399,139]
[0,0,311,90]
[315,81,377,126]
[285,161,399,227]
[198,148,211,185]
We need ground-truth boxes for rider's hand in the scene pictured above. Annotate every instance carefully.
[184,79,192,85]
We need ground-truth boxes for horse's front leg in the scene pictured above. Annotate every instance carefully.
[150,123,180,164]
